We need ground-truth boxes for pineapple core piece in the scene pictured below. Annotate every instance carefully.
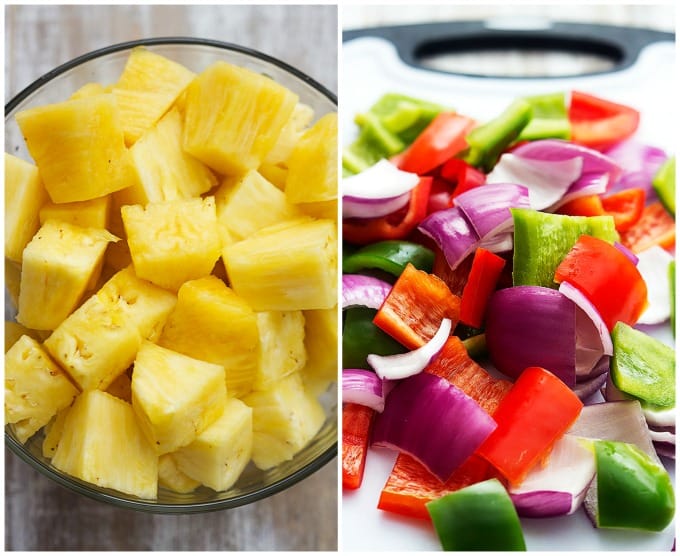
[16,220,118,331]
[39,196,110,230]
[5,335,79,443]
[158,276,259,398]
[44,266,177,391]
[183,61,298,175]
[122,196,221,292]
[244,372,325,470]
[174,397,253,492]
[52,390,158,500]
[300,306,339,395]
[285,112,338,204]
[15,94,134,203]
[223,217,338,311]
[215,170,302,244]
[113,48,195,145]
[5,153,49,263]
[131,341,227,455]
[254,310,306,391]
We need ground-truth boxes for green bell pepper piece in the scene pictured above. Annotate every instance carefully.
[610,321,675,408]
[342,307,406,369]
[511,208,619,288]
[594,440,675,532]
[342,113,405,175]
[462,99,532,172]
[517,92,571,142]
[653,156,675,216]
[342,240,435,276]
[426,478,526,551]
[462,333,487,361]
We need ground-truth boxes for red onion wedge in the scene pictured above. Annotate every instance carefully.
[635,246,674,325]
[342,369,387,413]
[372,371,497,482]
[418,206,479,270]
[342,159,419,218]
[604,140,667,198]
[559,281,613,357]
[455,183,530,238]
[486,154,582,210]
[342,274,393,310]
[509,434,596,517]
[367,318,452,380]
[573,368,609,402]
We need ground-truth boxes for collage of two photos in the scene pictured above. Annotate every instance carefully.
[4,3,677,552]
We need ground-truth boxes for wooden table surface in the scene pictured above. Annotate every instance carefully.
[4,5,338,551]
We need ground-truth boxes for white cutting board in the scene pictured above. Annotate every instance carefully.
[341,31,676,552]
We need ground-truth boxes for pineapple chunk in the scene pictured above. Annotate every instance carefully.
[113,48,195,145]
[285,112,338,204]
[264,102,315,166]
[106,371,132,403]
[39,196,110,229]
[5,259,22,310]
[42,406,71,459]
[300,306,338,395]
[159,276,259,398]
[5,335,79,443]
[244,372,325,470]
[16,220,118,331]
[122,108,217,206]
[297,199,338,221]
[5,153,49,263]
[254,310,306,391]
[43,265,176,391]
[69,82,107,100]
[52,390,158,499]
[258,162,288,191]
[174,397,253,492]
[183,61,298,175]
[215,170,302,243]
[223,217,338,311]
[122,196,221,291]
[15,94,134,203]
[131,341,227,455]
[158,453,201,494]
[5,321,41,352]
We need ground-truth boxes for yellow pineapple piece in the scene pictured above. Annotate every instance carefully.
[106,371,132,403]
[5,335,79,444]
[113,48,195,145]
[42,406,71,459]
[52,390,158,499]
[223,217,337,311]
[5,259,22,310]
[15,94,134,203]
[122,196,221,291]
[69,82,107,100]
[258,162,288,190]
[44,265,176,391]
[174,397,253,492]
[131,341,227,455]
[297,199,338,221]
[122,108,217,206]
[5,321,42,352]
[264,102,315,166]
[285,112,338,204]
[183,61,298,175]
[215,170,302,244]
[158,453,201,494]
[254,310,306,391]
[5,153,49,263]
[243,372,325,470]
[39,196,110,230]
[158,276,259,398]
[16,220,118,331]
[300,306,338,395]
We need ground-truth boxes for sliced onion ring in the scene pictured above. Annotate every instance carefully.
[418,207,479,270]
[558,281,613,356]
[455,183,530,238]
[342,159,419,199]
[342,369,387,412]
[343,191,411,219]
[342,274,392,310]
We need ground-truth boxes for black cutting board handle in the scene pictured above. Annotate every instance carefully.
[343,20,674,78]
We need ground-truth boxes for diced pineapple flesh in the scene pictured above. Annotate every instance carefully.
[5,335,79,443]
[39,196,110,230]
[223,217,338,311]
[254,310,306,391]
[42,406,70,459]
[264,102,315,166]
[301,306,338,395]
[52,390,158,500]
[158,276,259,398]
[131,341,227,455]
[158,453,201,494]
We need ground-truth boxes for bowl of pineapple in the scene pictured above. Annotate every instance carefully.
[5,37,338,512]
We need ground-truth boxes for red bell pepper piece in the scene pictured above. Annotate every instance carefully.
[568,90,640,151]
[427,177,457,214]
[554,234,648,331]
[459,248,507,329]
[476,366,583,486]
[373,262,461,350]
[397,112,476,176]
[619,201,676,254]
[343,177,432,245]
[556,194,605,217]
[439,158,486,198]
[601,188,646,232]
[342,403,375,490]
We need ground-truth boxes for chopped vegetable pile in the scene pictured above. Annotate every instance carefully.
[342,90,675,550]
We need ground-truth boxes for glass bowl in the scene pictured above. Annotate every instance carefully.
[5,37,338,513]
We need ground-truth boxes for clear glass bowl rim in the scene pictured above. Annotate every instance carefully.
[5,36,338,514]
